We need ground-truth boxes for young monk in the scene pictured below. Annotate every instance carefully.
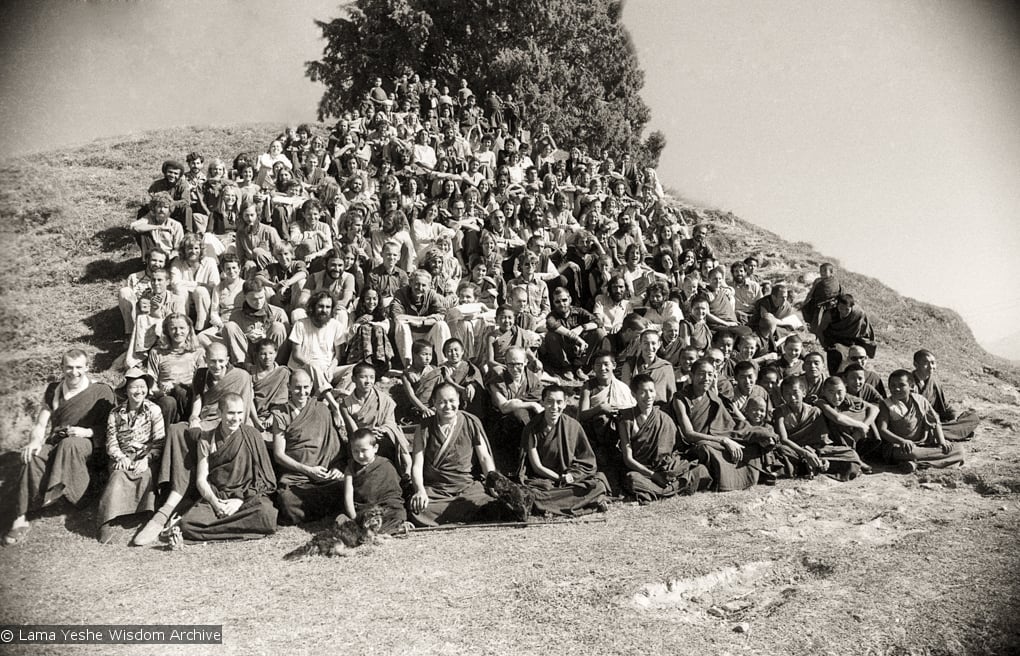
[800,351,827,403]
[911,349,979,441]
[343,428,407,534]
[249,339,291,433]
[409,383,503,526]
[4,350,116,545]
[658,319,685,366]
[484,304,541,376]
[842,363,885,405]
[773,377,863,481]
[271,370,345,525]
[815,376,880,468]
[776,334,805,378]
[577,351,636,495]
[619,374,710,503]
[98,368,165,543]
[179,394,278,541]
[438,338,486,417]
[876,369,965,473]
[673,359,774,492]
[730,360,772,422]
[518,385,610,516]
[397,340,437,423]
[336,362,411,474]
[620,329,676,406]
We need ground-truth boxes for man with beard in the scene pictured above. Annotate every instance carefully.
[222,279,289,367]
[295,251,354,332]
[593,276,633,334]
[730,260,762,323]
[518,385,610,516]
[637,281,683,332]
[541,287,607,382]
[288,291,347,393]
[390,270,451,367]
[145,159,193,230]
[130,193,185,261]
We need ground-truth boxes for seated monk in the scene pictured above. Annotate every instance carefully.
[436,338,486,418]
[135,343,254,546]
[248,339,291,434]
[4,349,116,545]
[842,363,885,405]
[408,383,505,526]
[801,263,842,336]
[334,361,411,475]
[343,428,408,534]
[876,369,965,472]
[842,345,886,396]
[729,360,772,423]
[619,374,711,503]
[773,377,864,481]
[672,359,775,492]
[271,370,345,525]
[578,352,636,495]
[487,346,545,472]
[911,349,978,441]
[620,329,676,406]
[819,294,876,373]
[179,393,278,541]
[815,376,881,466]
[800,351,827,403]
[518,385,610,516]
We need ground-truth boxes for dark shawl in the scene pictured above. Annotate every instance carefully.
[272,402,343,486]
[206,424,277,500]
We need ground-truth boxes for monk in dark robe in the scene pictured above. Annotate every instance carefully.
[179,394,278,541]
[248,339,291,433]
[820,294,876,373]
[438,338,487,418]
[409,384,504,526]
[487,346,545,472]
[877,370,965,472]
[518,385,610,516]
[271,370,345,524]
[135,343,255,546]
[774,377,863,481]
[335,362,411,475]
[672,359,775,492]
[814,376,882,464]
[344,428,407,533]
[5,349,116,545]
[801,263,842,335]
[619,375,711,503]
[911,350,978,441]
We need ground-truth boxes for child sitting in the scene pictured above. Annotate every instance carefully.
[343,429,408,534]
[875,369,965,473]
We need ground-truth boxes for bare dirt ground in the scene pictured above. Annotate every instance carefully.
[1,126,1018,655]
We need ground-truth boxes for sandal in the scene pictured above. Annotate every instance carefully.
[3,524,31,546]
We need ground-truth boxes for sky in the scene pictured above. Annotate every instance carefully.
[1,0,1018,358]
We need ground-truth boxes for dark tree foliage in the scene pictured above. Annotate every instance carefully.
[306,0,666,166]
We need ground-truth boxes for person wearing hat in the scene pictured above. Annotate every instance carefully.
[97,368,165,544]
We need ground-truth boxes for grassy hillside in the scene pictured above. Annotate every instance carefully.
[1,125,1019,655]
[2,123,1016,446]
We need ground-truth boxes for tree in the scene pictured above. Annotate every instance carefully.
[306,0,666,166]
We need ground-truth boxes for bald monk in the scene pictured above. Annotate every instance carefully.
[179,393,278,541]
[876,369,965,472]
[409,383,504,526]
[271,370,345,524]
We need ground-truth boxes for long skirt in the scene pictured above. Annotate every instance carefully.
[98,466,155,525]
[690,442,765,492]
[17,437,94,515]
[521,473,609,517]
[409,480,503,527]
[942,410,979,442]
[179,495,278,541]
[883,441,965,469]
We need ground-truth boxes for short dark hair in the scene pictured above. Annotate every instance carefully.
[541,384,566,399]
[629,373,656,392]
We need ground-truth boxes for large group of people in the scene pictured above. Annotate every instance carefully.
[3,73,979,547]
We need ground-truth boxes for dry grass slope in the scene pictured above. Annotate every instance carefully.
[0,125,1018,655]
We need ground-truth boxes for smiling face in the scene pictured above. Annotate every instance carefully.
[542,390,566,425]
[690,362,716,394]
[444,341,464,365]
[382,245,400,270]
[888,374,912,401]
[434,386,460,420]
[205,345,229,378]
[361,289,379,312]
[311,296,333,327]
[352,367,375,395]
[822,379,847,407]
[125,377,149,408]
[221,260,240,282]
[164,166,182,184]
[219,398,246,433]
[167,317,189,346]
[690,300,709,323]
[61,354,88,386]
[640,332,660,361]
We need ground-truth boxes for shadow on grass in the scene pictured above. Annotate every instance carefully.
[0,450,21,531]
[93,226,137,252]
[81,306,125,372]
[81,258,142,284]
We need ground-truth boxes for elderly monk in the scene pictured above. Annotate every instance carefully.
[4,349,115,545]
[409,383,504,526]
[179,394,278,541]
[271,370,345,525]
